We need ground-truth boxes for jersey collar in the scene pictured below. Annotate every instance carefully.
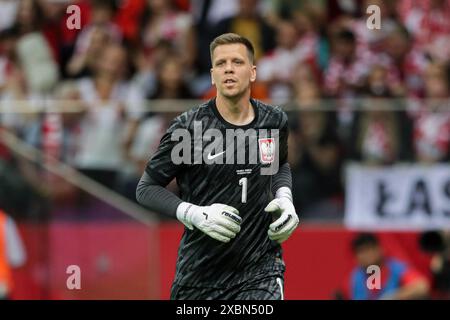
[209,97,259,130]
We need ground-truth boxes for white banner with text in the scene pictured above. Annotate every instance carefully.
[345,164,450,230]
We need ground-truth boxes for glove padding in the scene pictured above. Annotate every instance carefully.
[265,198,299,243]
[184,203,242,243]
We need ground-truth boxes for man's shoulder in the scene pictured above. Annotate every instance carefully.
[253,99,288,127]
[172,100,212,127]
[386,257,409,272]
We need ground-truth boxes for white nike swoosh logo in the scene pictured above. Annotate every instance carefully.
[207,151,225,160]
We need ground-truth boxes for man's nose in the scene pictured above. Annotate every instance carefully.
[224,61,234,73]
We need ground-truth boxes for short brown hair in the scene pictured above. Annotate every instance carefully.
[210,33,255,65]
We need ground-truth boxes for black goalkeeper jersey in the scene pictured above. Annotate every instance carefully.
[145,98,289,288]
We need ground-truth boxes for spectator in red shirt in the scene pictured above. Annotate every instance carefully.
[66,0,122,78]
[409,62,450,163]
[324,28,374,98]
[257,18,319,104]
[349,65,413,164]
[402,0,450,64]
[381,25,428,97]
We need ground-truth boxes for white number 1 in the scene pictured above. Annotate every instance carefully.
[239,177,248,203]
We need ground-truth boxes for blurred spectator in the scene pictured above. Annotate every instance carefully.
[66,25,113,78]
[0,27,43,137]
[362,64,404,98]
[119,53,193,203]
[265,0,327,29]
[139,0,195,69]
[114,0,146,45]
[323,28,375,139]
[352,109,409,165]
[68,0,122,78]
[72,43,143,189]
[350,107,411,165]
[19,82,84,205]
[13,0,45,37]
[409,62,450,163]
[214,0,275,61]
[324,28,372,98]
[419,230,450,299]
[0,208,27,300]
[327,0,362,22]
[345,0,401,54]
[257,18,318,104]
[13,0,60,94]
[287,81,343,220]
[0,0,19,32]
[148,54,195,100]
[402,0,450,64]
[381,25,428,97]
[191,0,239,28]
[348,65,412,164]
[34,0,88,74]
[338,233,430,300]
[190,0,239,78]
[0,28,17,97]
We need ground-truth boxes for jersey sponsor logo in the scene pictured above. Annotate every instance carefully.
[259,138,275,164]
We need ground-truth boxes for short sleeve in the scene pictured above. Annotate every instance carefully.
[400,267,425,286]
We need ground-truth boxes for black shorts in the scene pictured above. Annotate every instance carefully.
[171,275,284,300]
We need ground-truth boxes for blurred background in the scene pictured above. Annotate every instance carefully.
[0,0,450,300]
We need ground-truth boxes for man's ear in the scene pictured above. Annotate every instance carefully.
[210,68,215,85]
[250,65,257,83]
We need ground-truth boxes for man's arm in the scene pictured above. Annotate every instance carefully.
[271,162,292,196]
[264,110,299,243]
[388,279,430,300]
[136,171,242,243]
[137,115,242,243]
[136,172,183,218]
[381,268,430,300]
[265,163,299,243]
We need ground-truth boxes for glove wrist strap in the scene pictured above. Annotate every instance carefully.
[275,187,293,203]
[176,202,196,230]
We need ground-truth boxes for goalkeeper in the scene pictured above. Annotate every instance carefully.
[136,33,299,300]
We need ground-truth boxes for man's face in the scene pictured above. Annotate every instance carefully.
[211,43,256,99]
[98,45,126,78]
[334,39,355,60]
[355,245,383,269]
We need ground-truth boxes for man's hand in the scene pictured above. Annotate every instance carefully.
[265,197,299,243]
[177,203,242,243]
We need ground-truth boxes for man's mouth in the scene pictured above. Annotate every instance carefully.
[224,79,237,84]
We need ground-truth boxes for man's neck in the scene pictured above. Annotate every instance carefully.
[215,92,254,126]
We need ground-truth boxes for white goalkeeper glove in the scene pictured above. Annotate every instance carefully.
[176,202,242,243]
[265,187,299,243]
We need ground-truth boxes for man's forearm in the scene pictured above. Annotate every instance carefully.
[271,162,292,196]
[136,171,183,218]
[382,280,430,300]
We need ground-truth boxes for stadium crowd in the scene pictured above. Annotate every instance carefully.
[0,0,449,221]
